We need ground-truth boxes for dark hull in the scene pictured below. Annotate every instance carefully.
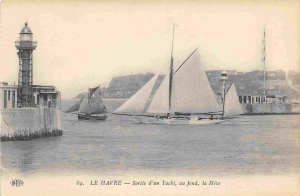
[78,113,107,121]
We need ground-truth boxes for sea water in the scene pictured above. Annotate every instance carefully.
[1,99,299,177]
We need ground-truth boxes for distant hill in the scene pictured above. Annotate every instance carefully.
[74,70,300,101]
[102,73,154,98]
[74,73,155,99]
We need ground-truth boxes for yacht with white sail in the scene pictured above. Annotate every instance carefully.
[114,49,242,124]
[113,25,242,124]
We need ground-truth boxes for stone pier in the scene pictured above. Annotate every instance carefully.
[0,107,62,141]
[241,103,300,115]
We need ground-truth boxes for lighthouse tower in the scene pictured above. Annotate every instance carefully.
[15,22,37,107]
[220,70,228,119]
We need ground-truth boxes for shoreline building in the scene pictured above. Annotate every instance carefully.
[0,82,18,109]
[0,22,62,141]
[207,70,299,114]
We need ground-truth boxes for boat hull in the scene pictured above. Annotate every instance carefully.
[160,118,224,125]
[136,116,225,125]
[78,113,107,121]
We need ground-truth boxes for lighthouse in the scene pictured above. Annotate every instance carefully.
[0,22,63,141]
[15,22,37,107]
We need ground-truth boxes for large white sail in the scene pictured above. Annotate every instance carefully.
[147,74,170,114]
[224,83,243,117]
[172,50,221,114]
[113,75,159,114]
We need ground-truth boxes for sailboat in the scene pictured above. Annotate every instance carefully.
[113,25,242,124]
[114,48,226,124]
[221,81,244,118]
[65,86,108,121]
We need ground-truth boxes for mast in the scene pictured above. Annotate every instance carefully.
[168,23,175,117]
[262,26,266,102]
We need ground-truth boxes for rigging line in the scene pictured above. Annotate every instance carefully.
[225,82,233,95]
[175,48,198,73]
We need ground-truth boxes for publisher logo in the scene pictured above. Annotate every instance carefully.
[10,179,24,187]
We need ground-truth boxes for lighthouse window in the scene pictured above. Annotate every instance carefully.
[21,34,32,41]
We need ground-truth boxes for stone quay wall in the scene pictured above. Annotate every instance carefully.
[0,107,62,141]
[242,103,300,115]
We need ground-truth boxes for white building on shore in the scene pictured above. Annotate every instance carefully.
[0,82,61,109]
[0,82,18,109]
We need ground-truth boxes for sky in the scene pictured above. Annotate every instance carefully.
[0,1,299,98]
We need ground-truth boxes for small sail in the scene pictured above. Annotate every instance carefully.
[147,74,170,114]
[172,50,221,114]
[65,96,84,113]
[78,96,91,114]
[224,83,243,117]
[89,86,99,96]
[113,75,159,114]
[89,87,107,114]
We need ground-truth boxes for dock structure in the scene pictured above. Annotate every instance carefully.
[0,22,62,141]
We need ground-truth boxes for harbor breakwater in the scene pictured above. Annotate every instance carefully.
[242,103,300,114]
[0,107,62,141]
